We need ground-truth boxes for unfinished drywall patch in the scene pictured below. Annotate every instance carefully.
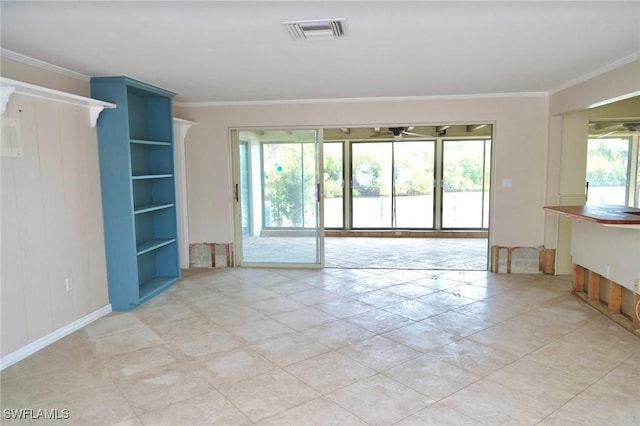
[189,242,234,268]
[491,246,547,274]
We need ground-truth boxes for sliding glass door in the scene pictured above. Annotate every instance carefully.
[441,140,491,229]
[351,140,436,229]
[395,141,436,228]
[233,129,323,266]
[323,142,344,228]
[348,138,489,230]
[352,142,393,227]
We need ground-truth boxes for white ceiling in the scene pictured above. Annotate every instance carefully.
[1,1,639,103]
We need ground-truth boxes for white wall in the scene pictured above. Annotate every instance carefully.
[550,59,640,115]
[571,221,640,293]
[1,90,109,358]
[544,60,640,274]
[176,95,550,248]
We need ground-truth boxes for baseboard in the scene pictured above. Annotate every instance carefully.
[0,304,112,370]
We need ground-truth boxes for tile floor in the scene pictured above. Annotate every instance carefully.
[326,237,488,270]
[243,237,489,270]
[1,267,639,425]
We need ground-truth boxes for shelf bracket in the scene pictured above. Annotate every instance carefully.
[89,105,105,127]
[0,77,115,126]
[1,85,16,115]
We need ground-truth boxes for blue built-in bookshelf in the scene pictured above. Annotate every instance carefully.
[91,76,180,311]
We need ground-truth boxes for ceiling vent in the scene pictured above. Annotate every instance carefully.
[284,19,346,40]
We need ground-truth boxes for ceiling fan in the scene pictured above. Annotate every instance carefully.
[590,121,640,138]
[371,126,433,141]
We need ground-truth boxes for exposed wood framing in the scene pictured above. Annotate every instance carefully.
[571,263,639,334]
[188,242,234,268]
[491,246,500,273]
[573,264,585,293]
[224,243,234,267]
[635,293,640,329]
[539,247,556,275]
[491,245,519,274]
[506,247,518,274]
[587,270,601,302]
[608,281,622,314]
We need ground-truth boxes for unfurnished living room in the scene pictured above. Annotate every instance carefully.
[1,1,639,425]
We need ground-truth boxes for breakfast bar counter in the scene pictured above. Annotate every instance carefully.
[544,204,640,330]
[543,204,640,226]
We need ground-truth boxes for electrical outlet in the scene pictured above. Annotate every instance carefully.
[65,277,73,292]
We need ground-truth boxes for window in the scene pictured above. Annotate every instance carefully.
[586,137,633,206]
[323,142,344,228]
[442,140,491,229]
[262,141,317,228]
[345,137,490,230]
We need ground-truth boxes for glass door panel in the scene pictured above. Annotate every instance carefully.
[394,141,435,228]
[352,142,392,228]
[323,142,344,228]
[442,140,490,229]
[636,148,640,207]
[239,140,251,236]
[236,129,322,265]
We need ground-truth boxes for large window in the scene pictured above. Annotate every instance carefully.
[255,128,492,232]
[347,138,488,230]
[586,137,631,206]
[350,141,436,228]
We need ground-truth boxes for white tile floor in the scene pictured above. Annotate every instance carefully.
[243,237,489,270]
[2,267,639,425]
[326,238,488,270]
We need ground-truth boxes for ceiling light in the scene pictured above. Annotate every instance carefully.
[284,19,346,40]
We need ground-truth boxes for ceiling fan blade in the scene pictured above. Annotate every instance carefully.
[403,131,434,138]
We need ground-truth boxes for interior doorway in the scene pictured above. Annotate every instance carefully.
[232,128,324,267]
[231,124,492,270]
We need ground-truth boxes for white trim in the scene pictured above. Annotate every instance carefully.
[0,304,112,370]
[0,77,116,127]
[587,91,640,109]
[174,117,197,125]
[1,86,16,114]
[173,118,196,269]
[1,48,90,82]
[549,51,640,95]
[175,91,549,108]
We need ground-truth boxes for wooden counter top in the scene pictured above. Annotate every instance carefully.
[544,205,640,225]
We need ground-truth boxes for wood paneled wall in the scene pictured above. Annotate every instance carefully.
[1,94,109,357]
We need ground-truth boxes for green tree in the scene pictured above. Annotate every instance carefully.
[352,155,382,196]
[587,139,628,186]
[263,143,317,227]
[323,153,343,198]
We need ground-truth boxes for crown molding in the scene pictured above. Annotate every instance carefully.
[175,91,549,108]
[549,51,640,95]
[1,48,90,82]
